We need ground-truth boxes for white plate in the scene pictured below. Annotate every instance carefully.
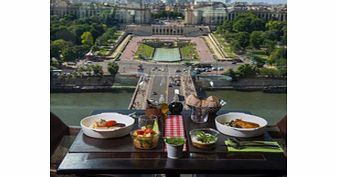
[215,112,268,138]
[80,112,135,139]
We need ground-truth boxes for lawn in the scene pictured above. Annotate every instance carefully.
[248,49,269,60]
[180,44,199,60]
[97,47,111,56]
[135,44,154,60]
[213,33,236,58]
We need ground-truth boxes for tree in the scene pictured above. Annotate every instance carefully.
[81,31,94,46]
[108,62,119,75]
[250,31,265,49]
[233,13,265,33]
[72,45,90,59]
[237,64,258,78]
[54,28,77,44]
[234,32,250,49]
[231,40,242,52]
[269,47,287,66]
[226,68,238,81]
[50,39,73,59]
[266,21,286,36]
[61,47,77,62]
[259,67,280,78]
[91,64,103,75]
[264,39,276,55]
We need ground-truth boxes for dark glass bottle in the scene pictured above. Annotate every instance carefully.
[169,93,183,115]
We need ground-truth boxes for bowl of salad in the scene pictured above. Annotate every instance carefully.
[189,128,219,149]
[131,126,160,149]
[164,137,185,159]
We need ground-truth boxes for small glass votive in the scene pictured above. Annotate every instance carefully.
[190,107,209,123]
[138,115,158,128]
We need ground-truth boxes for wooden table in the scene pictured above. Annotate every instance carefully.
[57,110,287,177]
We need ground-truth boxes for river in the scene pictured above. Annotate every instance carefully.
[51,91,134,125]
[50,90,286,126]
[205,90,287,125]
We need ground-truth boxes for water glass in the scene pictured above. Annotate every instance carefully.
[190,107,209,123]
[138,115,157,128]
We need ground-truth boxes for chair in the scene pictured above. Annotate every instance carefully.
[50,112,81,177]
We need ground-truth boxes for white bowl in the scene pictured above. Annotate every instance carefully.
[80,112,135,139]
[215,112,268,138]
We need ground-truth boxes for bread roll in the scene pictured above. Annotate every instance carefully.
[207,96,220,107]
[201,100,209,107]
[186,94,201,107]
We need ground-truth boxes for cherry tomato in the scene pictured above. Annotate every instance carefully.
[136,130,145,135]
[106,120,117,127]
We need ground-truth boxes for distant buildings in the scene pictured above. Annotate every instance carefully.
[50,0,286,26]
[50,0,151,24]
[184,2,287,25]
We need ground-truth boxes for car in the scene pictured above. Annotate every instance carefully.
[232,61,237,64]
[176,69,181,73]
[152,92,157,96]
[218,67,224,71]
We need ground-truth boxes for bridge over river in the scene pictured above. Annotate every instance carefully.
[128,69,197,109]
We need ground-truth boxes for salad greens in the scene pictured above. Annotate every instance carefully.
[165,137,185,146]
[195,131,216,143]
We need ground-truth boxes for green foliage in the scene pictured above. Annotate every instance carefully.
[269,47,287,65]
[264,39,276,55]
[259,67,280,78]
[135,44,154,59]
[234,32,250,49]
[250,31,265,49]
[165,137,185,146]
[81,31,94,46]
[54,28,78,44]
[51,40,69,58]
[51,39,73,60]
[96,28,117,46]
[108,62,119,75]
[152,11,184,20]
[233,13,265,33]
[61,47,77,62]
[180,43,199,60]
[92,64,103,75]
[226,68,238,81]
[237,64,258,78]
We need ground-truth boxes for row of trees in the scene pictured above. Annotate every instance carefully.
[216,12,286,53]
[50,13,118,66]
[151,11,184,20]
[217,12,287,77]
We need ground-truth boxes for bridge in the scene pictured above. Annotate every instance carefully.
[128,69,197,110]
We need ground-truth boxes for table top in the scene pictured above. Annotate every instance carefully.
[57,109,287,175]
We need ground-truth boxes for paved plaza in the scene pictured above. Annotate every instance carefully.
[120,35,215,62]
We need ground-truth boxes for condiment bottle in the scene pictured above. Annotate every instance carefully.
[169,93,183,115]
[159,94,169,119]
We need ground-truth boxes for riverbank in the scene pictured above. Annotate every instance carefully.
[195,77,287,93]
[51,74,139,93]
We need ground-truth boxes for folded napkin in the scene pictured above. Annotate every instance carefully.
[224,140,284,153]
[164,115,187,151]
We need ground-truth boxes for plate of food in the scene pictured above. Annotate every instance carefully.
[189,128,219,149]
[215,112,268,138]
[80,113,135,139]
[131,126,160,149]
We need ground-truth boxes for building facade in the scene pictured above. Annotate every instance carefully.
[125,25,210,37]
[184,2,287,25]
[50,3,151,24]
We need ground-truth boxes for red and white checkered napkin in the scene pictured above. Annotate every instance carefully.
[164,115,187,151]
